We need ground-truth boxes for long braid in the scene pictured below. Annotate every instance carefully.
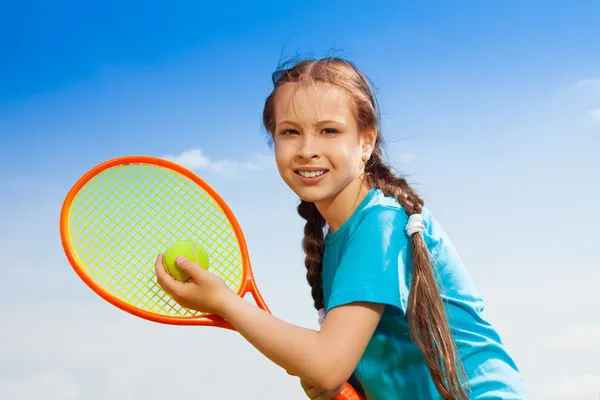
[366,146,468,400]
[365,151,423,214]
[297,200,326,310]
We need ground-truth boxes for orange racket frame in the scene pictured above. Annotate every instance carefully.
[60,156,269,330]
[60,155,365,400]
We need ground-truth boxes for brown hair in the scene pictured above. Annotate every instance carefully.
[262,57,468,400]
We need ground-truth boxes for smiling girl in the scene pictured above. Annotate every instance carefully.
[155,57,529,399]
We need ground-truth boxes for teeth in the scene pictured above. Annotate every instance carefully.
[298,170,326,178]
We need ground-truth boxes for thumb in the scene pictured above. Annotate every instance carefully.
[175,256,203,279]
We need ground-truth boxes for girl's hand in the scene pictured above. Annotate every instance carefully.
[300,379,344,400]
[154,253,233,315]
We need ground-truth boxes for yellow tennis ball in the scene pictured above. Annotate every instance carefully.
[163,239,210,282]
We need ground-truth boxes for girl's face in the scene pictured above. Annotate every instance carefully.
[272,82,375,205]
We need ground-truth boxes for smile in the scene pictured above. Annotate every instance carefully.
[297,170,327,178]
[294,168,329,184]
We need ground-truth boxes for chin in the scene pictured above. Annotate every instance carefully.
[294,186,337,204]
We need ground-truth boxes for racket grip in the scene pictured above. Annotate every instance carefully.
[334,382,365,400]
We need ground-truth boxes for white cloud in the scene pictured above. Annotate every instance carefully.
[545,325,600,349]
[161,148,274,175]
[589,107,600,122]
[539,374,600,397]
[572,78,600,93]
[162,148,211,169]
[570,78,600,123]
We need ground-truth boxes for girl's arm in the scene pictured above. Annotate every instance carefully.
[154,254,382,390]
[220,291,383,390]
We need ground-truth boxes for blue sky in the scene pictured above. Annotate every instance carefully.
[1,1,599,399]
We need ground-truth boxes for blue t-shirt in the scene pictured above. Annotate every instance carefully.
[321,188,529,399]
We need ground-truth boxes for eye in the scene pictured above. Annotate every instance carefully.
[322,128,339,136]
[279,129,299,136]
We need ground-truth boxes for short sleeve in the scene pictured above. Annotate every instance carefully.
[326,207,412,316]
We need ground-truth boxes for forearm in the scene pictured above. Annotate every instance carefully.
[219,292,342,388]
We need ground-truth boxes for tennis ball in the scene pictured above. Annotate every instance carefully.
[163,239,210,282]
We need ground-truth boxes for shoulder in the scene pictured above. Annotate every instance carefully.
[347,189,411,240]
[347,189,455,250]
[343,190,465,280]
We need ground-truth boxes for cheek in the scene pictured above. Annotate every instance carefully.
[328,142,360,171]
[273,142,292,174]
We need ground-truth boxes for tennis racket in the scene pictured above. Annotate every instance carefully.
[59,155,364,400]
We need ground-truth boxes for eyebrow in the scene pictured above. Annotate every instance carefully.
[277,119,345,127]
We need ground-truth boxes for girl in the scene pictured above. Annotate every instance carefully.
[155,57,529,399]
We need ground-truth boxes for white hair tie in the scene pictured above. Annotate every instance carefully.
[405,213,425,236]
[317,308,326,327]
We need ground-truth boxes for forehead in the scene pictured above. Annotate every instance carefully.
[274,82,354,124]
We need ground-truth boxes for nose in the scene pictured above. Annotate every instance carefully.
[296,133,320,160]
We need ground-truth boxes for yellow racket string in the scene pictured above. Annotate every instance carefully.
[65,162,244,317]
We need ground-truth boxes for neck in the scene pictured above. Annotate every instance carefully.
[315,175,372,233]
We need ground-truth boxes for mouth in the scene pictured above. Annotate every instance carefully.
[293,168,329,184]
[295,169,329,178]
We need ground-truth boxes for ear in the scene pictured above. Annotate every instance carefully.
[361,128,377,159]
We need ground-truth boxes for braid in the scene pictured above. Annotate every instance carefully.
[365,151,423,214]
[365,147,469,400]
[297,200,326,310]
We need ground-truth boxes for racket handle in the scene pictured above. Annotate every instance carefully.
[334,382,365,400]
